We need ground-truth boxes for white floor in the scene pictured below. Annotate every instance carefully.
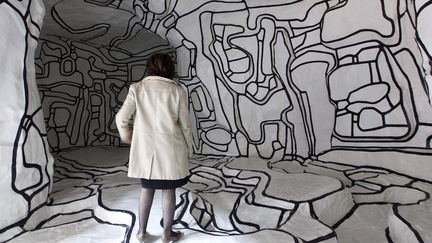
[3,147,432,243]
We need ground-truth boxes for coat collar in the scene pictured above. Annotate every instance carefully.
[144,76,177,84]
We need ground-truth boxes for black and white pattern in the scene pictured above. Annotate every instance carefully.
[1,0,432,242]
[35,0,432,161]
[2,147,431,242]
[130,0,432,162]
[0,0,53,234]
[35,0,175,150]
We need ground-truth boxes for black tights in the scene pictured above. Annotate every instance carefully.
[138,188,176,237]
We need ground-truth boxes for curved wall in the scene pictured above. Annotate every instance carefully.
[35,0,175,150]
[35,36,174,150]
[1,0,432,235]
[416,0,432,100]
[0,0,53,231]
[32,0,432,180]
[33,0,432,163]
[132,0,432,178]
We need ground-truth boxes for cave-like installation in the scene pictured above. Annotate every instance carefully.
[1,0,431,242]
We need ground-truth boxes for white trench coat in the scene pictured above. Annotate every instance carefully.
[116,76,192,179]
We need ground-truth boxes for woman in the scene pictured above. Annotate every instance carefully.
[116,53,192,242]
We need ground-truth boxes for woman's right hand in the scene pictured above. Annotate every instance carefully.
[126,133,133,144]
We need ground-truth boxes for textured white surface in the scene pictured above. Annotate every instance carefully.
[416,0,432,102]
[388,204,432,243]
[0,0,53,230]
[1,147,430,242]
[34,0,174,150]
[132,0,432,159]
[32,0,432,162]
[1,0,432,239]
[0,2,29,228]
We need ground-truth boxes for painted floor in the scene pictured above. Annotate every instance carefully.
[3,147,431,243]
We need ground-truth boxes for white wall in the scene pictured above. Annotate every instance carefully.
[132,0,432,177]
[34,0,175,150]
[0,0,53,230]
[416,0,432,101]
[35,0,432,167]
[32,0,432,180]
[0,0,431,234]
[35,36,174,150]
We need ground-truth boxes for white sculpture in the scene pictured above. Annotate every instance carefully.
[0,0,53,232]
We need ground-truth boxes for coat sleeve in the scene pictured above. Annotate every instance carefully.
[116,85,136,143]
[178,88,193,157]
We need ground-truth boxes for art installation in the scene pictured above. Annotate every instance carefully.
[0,0,54,235]
[35,0,174,150]
[0,0,431,242]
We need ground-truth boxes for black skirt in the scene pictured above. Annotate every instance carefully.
[140,176,189,189]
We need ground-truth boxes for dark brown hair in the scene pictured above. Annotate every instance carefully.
[146,53,175,79]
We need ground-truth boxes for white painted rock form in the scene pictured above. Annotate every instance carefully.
[3,148,432,242]
[1,0,432,240]
[0,0,53,231]
[388,204,432,243]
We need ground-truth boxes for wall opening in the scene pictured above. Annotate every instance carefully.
[35,0,176,152]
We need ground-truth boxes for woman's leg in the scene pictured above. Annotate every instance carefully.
[138,188,155,234]
[162,188,181,239]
